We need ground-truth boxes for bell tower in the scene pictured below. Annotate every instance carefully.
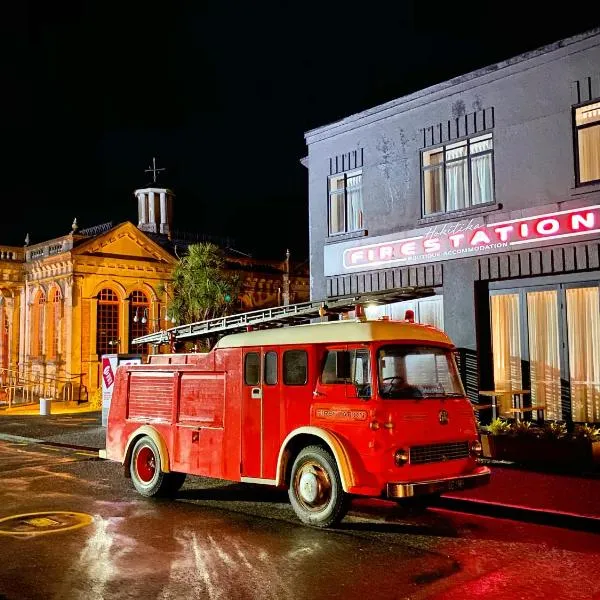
[135,157,174,237]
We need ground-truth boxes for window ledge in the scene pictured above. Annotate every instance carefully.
[326,229,368,244]
[417,203,500,226]
[570,181,600,196]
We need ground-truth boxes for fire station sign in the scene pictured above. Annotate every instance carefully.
[324,204,600,276]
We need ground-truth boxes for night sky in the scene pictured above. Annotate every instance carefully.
[4,2,600,259]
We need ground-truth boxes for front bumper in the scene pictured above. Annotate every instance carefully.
[386,466,491,498]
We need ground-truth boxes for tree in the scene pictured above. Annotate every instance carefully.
[162,242,241,326]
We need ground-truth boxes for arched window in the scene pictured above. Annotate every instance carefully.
[33,291,46,357]
[97,289,119,356]
[0,298,7,384]
[48,288,62,359]
[129,290,150,354]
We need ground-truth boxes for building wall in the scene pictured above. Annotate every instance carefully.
[305,29,600,423]
[1,225,310,402]
[306,29,600,300]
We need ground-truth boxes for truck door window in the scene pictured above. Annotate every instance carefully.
[244,352,261,385]
[283,350,308,385]
[321,349,371,398]
[264,351,278,385]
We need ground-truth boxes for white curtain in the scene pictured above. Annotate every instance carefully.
[365,297,444,330]
[491,294,522,415]
[471,153,493,205]
[576,102,600,183]
[527,290,561,420]
[445,145,468,211]
[567,287,600,422]
[346,173,363,231]
[578,125,600,183]
[419,297,444,330]
[328,178,345,234]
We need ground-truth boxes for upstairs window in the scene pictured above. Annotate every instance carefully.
[422,133,494,215]
[328,170,363,235]
[575,102,600,185]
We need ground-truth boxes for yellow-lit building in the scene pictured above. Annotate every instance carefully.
[0,183,308,404]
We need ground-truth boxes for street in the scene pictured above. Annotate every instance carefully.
[0,438,599,600]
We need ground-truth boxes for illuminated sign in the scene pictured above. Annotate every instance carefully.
[329,205,600,273]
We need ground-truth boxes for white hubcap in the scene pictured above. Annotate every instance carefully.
[299,471,319,503]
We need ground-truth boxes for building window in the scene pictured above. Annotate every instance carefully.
[575,102,600,184]
[328,170,363,235]
[129,290,150,354]
[49,288,62,359]
[33,291,46,357]
[97,289,119,356]
[422,133,494,215]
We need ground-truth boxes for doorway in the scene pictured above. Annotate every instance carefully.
[490,281,600,422]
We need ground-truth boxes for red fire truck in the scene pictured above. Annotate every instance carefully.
[104,301,490,528]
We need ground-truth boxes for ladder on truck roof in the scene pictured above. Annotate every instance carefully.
[131,288,435,346]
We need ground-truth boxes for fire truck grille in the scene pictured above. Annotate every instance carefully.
[409,442,470,465]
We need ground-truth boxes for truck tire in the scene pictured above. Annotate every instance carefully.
[130,436,184,497]
[288,445,349,528]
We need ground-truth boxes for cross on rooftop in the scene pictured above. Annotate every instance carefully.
[145,157,165,184]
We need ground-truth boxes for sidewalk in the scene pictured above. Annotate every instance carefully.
[1,403,599,525]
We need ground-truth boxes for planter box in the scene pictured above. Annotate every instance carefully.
[480,433,600,469]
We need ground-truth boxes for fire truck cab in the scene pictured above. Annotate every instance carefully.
[105,315,490,528]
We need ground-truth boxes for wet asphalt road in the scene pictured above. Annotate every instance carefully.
[0,437,600,600]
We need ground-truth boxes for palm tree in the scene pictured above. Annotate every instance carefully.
[162,242,241,326]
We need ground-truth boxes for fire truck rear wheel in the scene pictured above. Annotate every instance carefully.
[288,445,349,528]
[130,436,182,497]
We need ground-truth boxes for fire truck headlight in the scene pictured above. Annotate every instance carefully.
[470,440,483,456]
[394,448,409,466]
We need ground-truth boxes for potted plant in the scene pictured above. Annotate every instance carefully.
[479,418,600,470]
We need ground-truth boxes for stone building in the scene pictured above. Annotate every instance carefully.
[0,180,308,403]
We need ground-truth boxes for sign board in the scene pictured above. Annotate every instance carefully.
[324,204,600,276]
[101,354,142,427]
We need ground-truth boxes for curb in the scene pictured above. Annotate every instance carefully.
[351,494,600,532]
[0,433,102,454]
[435,496,600,532]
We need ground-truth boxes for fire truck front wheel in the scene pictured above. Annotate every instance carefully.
[130,436,185,497]
[288,445,349,528]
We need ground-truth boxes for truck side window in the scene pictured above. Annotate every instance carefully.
[244,352,260,385]
[321,350,350,384]
[264,351,278,385]
[283,350,308,385]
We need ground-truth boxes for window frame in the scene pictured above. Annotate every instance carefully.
[573,100,600,187]
[96,288,120,357]
[129,290,150,354]
[327,168,363,236]
[421,132,495,217]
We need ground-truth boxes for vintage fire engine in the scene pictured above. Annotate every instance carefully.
[103,295,490,528]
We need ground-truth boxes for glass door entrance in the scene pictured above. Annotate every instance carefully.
[566,287,600,422]
[490,281,600,423]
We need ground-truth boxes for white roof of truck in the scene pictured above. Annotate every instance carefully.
[214,318,453,349]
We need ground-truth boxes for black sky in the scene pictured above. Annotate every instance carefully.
[4,2,600,259]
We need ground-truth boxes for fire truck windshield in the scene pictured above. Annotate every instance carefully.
[377,345,464,399]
